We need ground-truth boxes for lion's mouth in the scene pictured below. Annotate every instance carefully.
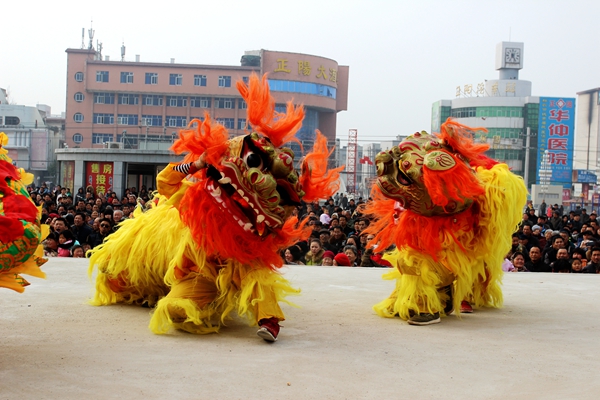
[205,164,298,237]
[397,169,412,186]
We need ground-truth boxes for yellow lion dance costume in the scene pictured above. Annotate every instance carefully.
[88,74,342,341]
[0,132,47,292]
[365,120,527,325]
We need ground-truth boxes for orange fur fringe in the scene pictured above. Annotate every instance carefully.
[237,74,304,148]
[300,131,345,202]
[423,153,485,208]
[437,119,498,169]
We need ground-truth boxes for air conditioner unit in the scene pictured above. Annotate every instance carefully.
[511,139,519,144]
[105,142,123,149]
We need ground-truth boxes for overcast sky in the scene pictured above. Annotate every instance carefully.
[2,0,598,145]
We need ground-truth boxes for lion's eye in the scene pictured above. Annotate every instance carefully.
[243,152,263,169]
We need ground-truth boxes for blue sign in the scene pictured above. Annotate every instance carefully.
[536,97,576,187]
[573,170,597,184]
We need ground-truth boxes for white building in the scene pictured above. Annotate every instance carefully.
[0,88,64,183]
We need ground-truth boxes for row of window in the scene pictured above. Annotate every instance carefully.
[487,128,523,139]
[0,116,21,125]
[451,106,524,118]
[75,92,245,109]
[74,71,236,88]
[268,79,337,99]
[77,113,248,129]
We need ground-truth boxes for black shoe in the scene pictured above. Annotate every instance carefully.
[407,312,441,326]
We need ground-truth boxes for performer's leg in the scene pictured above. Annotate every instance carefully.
[374,254,455,325]
[149,273,220,334]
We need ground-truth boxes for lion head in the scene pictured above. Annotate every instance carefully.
[374,121,495,217]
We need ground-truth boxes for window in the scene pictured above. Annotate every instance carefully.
[268,79,337,99]
[190,97,211,108]
[169,74,183,86]
[117,114,138,125]
[94,113,115,124]
[4,116,20,125]
[167,96,187,107]
[96,71,109,83]
[73,133,83,144]
[74,92,84,102]
[238,99,247,109]
[74,113,84,123]
[218,76,231,88]
[118,94,139,105]
[92,133,114,144]
[143,95,163,106]
[145,72,158,85]
[94,93,115,104]
[75,72,84,82]
[141,115,162,126]
[216,118,235,129]
[237,118,246,130]
[215,98,233,109]
[120,72,134,84]
[242,76,249,84]
[166,116,187,127]
[194,75,207,87]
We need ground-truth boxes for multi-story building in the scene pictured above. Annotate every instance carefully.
[0,88,63,184]
[60,47,349,196]
[431,42,576,196]
[64,48,348,148]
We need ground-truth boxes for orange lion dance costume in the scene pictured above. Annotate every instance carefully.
[88,74,342,341]
[0,132,48,292]
[365,120,527,325]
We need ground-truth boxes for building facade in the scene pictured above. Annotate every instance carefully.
[62,48,349,196]
[0,88,64,184]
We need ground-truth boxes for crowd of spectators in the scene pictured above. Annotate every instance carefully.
[26,183,152,258]
[506,202,600,274]
[281,193,394,268]
[29,181,600,274]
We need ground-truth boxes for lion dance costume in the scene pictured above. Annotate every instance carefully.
[88,74,342,341]
[0,132,47,292]
[365,120,527,325]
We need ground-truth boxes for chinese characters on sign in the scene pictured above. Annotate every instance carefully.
[86,162,114,195]
[273,58,337,83]
[536,97,576,187]
[455,82,516,97]
[61,161,75,191]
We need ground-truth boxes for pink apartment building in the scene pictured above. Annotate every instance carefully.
[58,48,348,196]
[65,48,348,148]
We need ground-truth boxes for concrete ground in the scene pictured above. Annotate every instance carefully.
[1,258,599,399]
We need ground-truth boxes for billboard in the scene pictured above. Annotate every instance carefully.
[86,161,114,195]
[572,170,597,184]
[536,97,576,187]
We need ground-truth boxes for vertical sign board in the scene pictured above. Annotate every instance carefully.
[536,97,576,188]
[61,161,75,192]
[86,161,114,196]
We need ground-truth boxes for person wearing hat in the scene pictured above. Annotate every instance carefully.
[321,250,335,266]
[318,229,333,252]
[333,252,351,266]
[521,224,539,250]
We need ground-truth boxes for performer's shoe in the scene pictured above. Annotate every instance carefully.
[407,312,441,326]
[441,285,454,315]
[257,317,280,342]
[460,301,474,313]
